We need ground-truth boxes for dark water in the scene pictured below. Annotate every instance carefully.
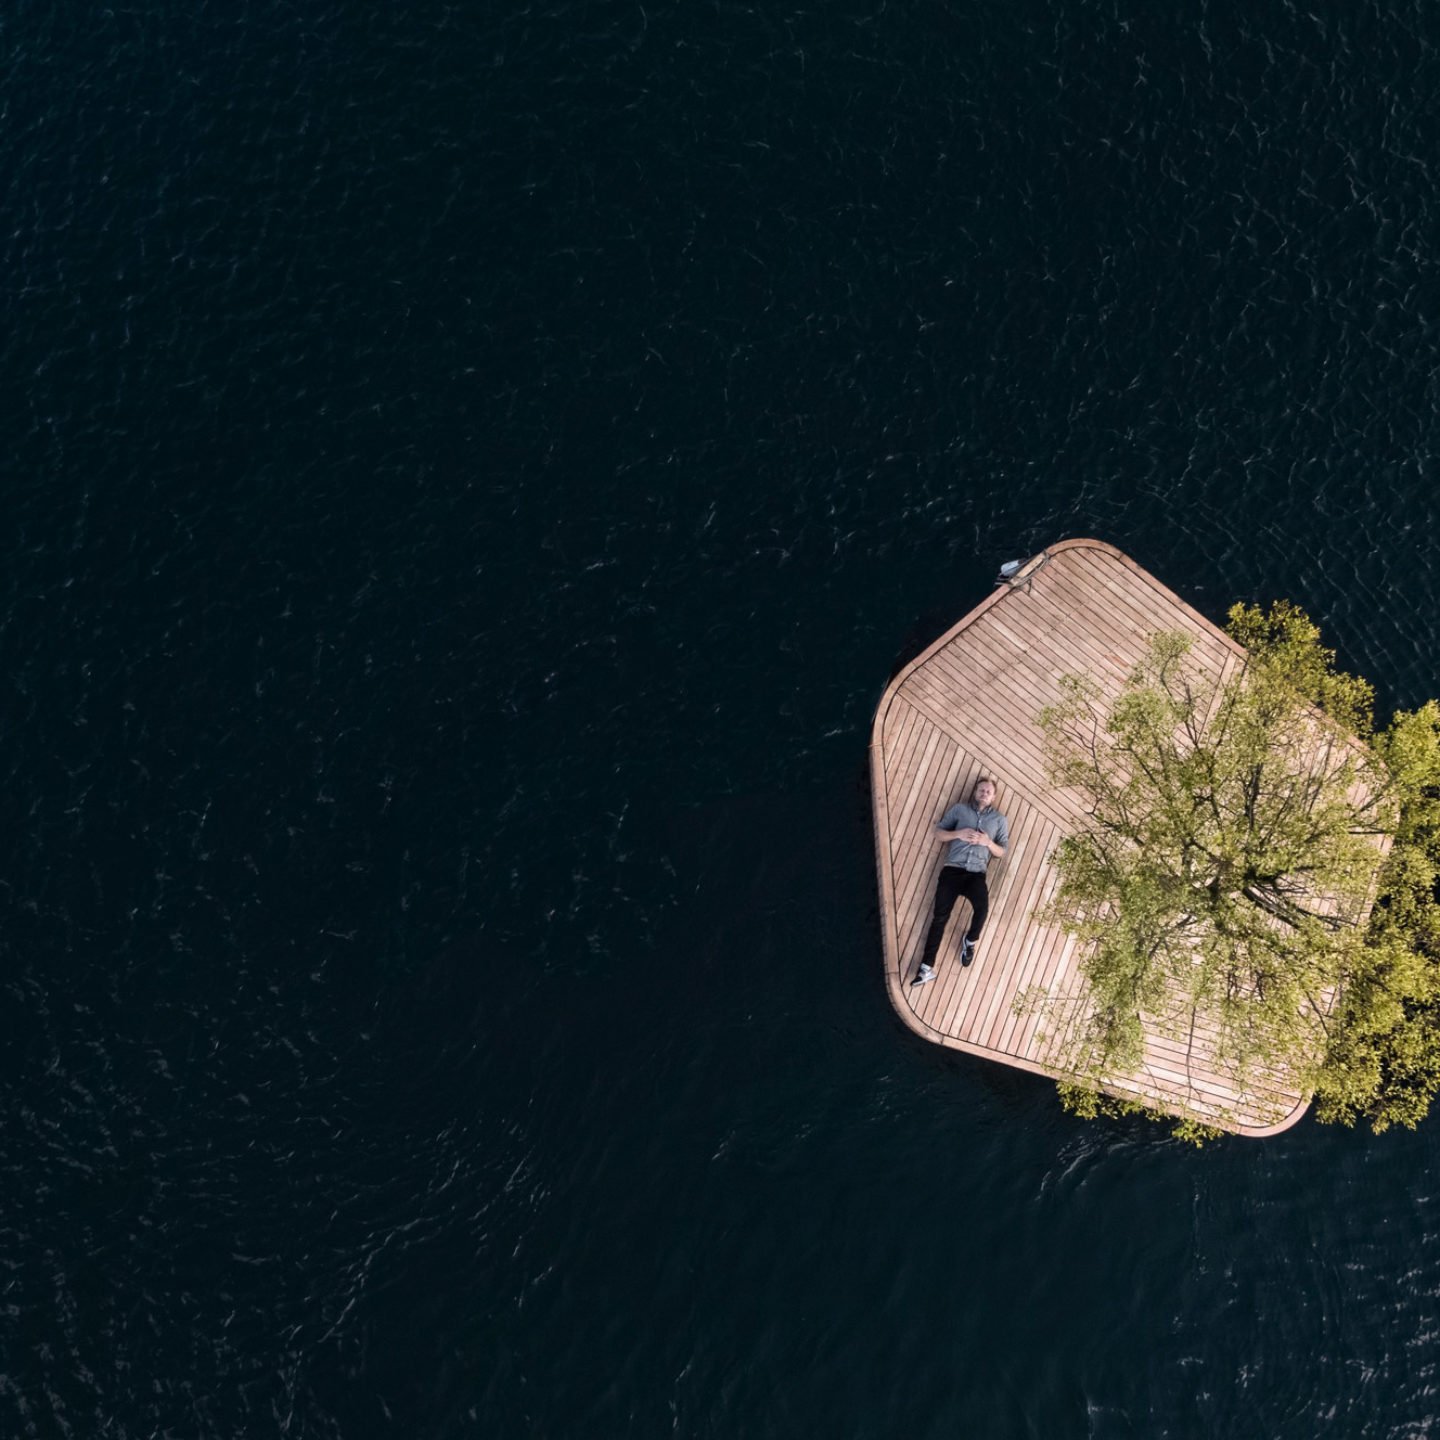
[4,1,1440,1434]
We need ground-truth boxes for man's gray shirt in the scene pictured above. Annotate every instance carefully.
[937,802,1009,873]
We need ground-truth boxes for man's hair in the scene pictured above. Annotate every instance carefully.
[974,775,997,789]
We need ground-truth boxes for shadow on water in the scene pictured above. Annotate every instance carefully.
[886,597,986,678]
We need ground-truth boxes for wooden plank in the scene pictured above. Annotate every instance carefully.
[888,725,944,861]
[1031,567,1182,671]
[995,850,1065,1051]
[883,698,922,786]
[996,915,1065,1054]
[890,732,953,909]
[922,633,1104,787]
[1041,558,1216,677]
[1064,545,1231,647]
[1012,928,1072,1060]
[885,699,932,806]
[981,604,1136,696]
[894,680,1060,830]
[1064,551,1235,672]
[924,617,1091,724]
[900,662,1078,819]
[1008,552,1158,652]
[976,829,1060,1050]
[1034,566,1227,693]
[965,816,1057,1045]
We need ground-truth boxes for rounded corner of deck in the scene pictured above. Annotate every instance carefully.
[883,963,945,1040]
[1234,1095,1313,1139]
[869,682,905,746]
[1046,536,1122,558]
[884,969,921,1024]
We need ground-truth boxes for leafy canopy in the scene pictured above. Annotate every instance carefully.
[1028,600,1440,1138]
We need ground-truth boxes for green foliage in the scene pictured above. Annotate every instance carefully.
[1311,701,1440,1133]
[1169,1116,1227,1147]
[1053,1081,1223,1146]
[1224,600,1377,739]
[1030,601,1440,1139]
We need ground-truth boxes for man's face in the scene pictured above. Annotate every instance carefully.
[973,780,996,809]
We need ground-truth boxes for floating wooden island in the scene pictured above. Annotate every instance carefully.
[870,538,1315,1136]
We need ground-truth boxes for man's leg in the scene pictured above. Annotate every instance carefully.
[956,870,991,943]
[917,866,967,973]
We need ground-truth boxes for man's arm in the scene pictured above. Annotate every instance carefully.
[934,807,962,841]
[938,825,1003,851]
[947,829,1004,854]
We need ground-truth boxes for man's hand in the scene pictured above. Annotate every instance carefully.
[939,826,1002,857]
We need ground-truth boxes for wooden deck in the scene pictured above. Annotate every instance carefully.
[870,538,1325,1137]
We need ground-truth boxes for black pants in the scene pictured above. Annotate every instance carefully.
[919,865,990,969]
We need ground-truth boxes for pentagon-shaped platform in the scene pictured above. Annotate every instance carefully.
[869,538,1316,1136]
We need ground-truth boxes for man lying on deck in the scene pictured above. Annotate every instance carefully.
[912,776,1008,986]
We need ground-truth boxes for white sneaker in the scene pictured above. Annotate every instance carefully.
[912,963,936,986]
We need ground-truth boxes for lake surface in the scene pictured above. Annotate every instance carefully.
[4,1,1440,1435]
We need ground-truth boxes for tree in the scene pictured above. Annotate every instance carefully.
[1027,600,1440,1138]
